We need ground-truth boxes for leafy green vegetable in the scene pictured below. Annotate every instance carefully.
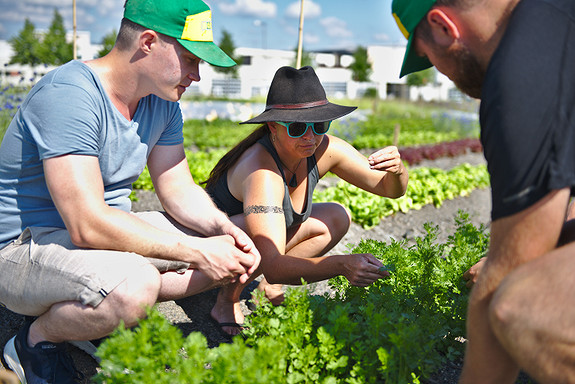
[314,163,490,228]
[94,212,488,384]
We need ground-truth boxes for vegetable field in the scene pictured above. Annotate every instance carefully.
[0,99,509,383]
[93,101,497,383]
[132,100,487,231]
[94,213,488,384]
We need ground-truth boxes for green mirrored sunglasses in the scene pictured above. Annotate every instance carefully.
[276,121,332,138]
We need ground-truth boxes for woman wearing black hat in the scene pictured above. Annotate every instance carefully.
[204,66,408,335]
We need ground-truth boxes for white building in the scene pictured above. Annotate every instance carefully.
[0,31,461,103]
[70,30,102,61]
[190,45,460,103]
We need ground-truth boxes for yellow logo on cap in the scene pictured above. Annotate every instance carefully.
[181,10,214,42]
[393,13,410,40]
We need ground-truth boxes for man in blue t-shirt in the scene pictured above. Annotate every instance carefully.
[392,0,575,382]
[0,0,260,382]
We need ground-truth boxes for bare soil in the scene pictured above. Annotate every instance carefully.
[0,152,535,383]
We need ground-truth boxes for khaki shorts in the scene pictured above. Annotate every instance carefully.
[0,212,192,316]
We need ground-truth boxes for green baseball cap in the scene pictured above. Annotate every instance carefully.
[391,0,436,77]
[124,0,236,67]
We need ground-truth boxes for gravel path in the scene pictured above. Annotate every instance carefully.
[0,152,535,383]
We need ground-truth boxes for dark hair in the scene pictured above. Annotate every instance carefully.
[115,18,146,51]
[202,124,270,189]
[414,15,433,44]
[434,0,476,7]
[115,17,176,52]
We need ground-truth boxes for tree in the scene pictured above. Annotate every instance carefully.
[406,67,436,87]
[213,30,239,78]
[37,9,73,65]
[349,46,372,82]
[98,30,117,58]
[9,19,41,66]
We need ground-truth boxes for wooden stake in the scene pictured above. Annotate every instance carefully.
[296,0,305,68]
[393,123,400,147]
[73,0,77,60]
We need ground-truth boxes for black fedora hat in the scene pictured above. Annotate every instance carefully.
[241,66,357,124]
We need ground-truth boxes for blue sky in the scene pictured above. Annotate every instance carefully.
[0,0,407,51]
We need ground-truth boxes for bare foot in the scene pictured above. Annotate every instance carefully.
[210,290,245,336]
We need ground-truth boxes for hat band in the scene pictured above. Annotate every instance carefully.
[266,100,329,110]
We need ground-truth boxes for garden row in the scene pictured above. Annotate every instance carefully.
[315,162,489,228]
[102,107,486,382]
[399,138,482,165]
[1,89,488,229]
[133,140,490,229]
[94,212,488,384]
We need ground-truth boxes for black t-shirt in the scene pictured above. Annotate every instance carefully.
[480,0,575,221]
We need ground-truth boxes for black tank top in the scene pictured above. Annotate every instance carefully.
[207,134,320,229]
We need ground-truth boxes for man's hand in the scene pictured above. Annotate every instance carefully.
[343,253,390,287]
[220,223,261,283]
[463,256,487,288]
[190,234,260,285]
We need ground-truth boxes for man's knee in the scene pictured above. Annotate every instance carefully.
[489,288,515,337]
[488,276,527,344]
[107,263,161,324]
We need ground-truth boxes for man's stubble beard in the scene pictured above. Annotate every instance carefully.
[449,44,485,99]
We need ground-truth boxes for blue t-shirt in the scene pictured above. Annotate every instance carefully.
[0,60,183,247]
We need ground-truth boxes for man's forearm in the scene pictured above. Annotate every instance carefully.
[67,204,197,262]
[160,183,232,237]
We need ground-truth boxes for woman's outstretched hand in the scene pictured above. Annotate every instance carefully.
[368,146,403,175]
[343,253,390,287]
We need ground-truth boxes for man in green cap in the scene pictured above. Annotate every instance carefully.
[392,0,575,382]
[0,0,260,382]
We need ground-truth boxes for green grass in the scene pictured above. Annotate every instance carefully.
[0,85,28,139]
[181,99,480,151]
[182,119,256,150]
[0,93,478,152]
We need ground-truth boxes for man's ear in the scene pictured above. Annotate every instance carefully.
[426,8,461,46]
[139,30,159,54]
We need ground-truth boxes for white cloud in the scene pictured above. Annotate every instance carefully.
[79,10,96,26]
[285,0,321,19]
[0,9,26,24]
[0,1,90,29]
[24,0,70,6]
[375,33,390,42]
[218,0,277,18]
[91,0,123,16]
[319,16,352,39]
[18,5,55,26]
[283,23,298,37]
[303,33,319,45]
